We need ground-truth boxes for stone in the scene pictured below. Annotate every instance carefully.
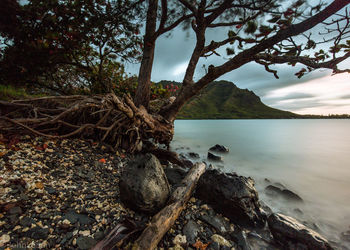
[267,213,333,250]
[165,167,187,187]
[183,220,200,244]
[20,216,34,227]
[232,230,251,250]
[195,170,266,228]
[119,154,170,213]
[63,211,94,225]
[76,236,97,250]
[173,234,187,245]
[27,227,49,240]
[9,206,22,215]
[211,234,232,247]
[0,234,10,247]
[199,213,229,234]
[207,152,222,162]
[209,144,229,153]
[188,152,200,159]
[265,185,303,202]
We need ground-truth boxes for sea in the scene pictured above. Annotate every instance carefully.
[171,119,350,246]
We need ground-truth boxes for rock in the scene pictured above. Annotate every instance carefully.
[119,154,170,214]
[183,220,200,244]
[27,227,49,240]
[207,152,222,162]
[76,236,97,250]
[62,211,94,225]
[267,213,333,250]
[199,213,229,234]
[173,234,187,245]
[209,144,229,153]
[0,234,10,247]
[232,230,251,250]
[265,185,303,202]
[20,216,34,227]
[188,152,200,159]
[165,167,187,187]
[195,170,266,227]
[211,234,232,247]
[9,206,22,215]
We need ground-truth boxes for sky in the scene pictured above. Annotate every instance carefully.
[125,2,350,115]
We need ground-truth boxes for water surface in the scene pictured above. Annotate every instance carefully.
[171,119,350,244]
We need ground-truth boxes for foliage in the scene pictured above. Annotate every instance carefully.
[177,81,299,119]
[0,0,142,94]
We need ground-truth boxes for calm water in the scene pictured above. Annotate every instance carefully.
[171,119,350,244]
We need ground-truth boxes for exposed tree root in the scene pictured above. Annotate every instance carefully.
[0,94,174,152]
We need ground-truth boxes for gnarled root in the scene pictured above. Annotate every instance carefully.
[0,93,174,152]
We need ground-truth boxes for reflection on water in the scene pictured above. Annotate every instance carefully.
[171,119,350,244]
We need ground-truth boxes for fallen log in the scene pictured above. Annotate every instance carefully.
[132,162,206,250]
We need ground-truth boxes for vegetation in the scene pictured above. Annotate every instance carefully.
[1,0,350,152]
[177,81,299,119]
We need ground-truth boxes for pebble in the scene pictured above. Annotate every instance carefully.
[211,234,232,247]
[0,234,10,247]
[173,234,187,245]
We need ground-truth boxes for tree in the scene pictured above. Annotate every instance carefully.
[1,0,349,152]
[135,0,350,123]
[0,0,142,94]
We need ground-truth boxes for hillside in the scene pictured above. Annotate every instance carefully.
[159,80,299,119]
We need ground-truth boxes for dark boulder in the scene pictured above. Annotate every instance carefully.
[195,170,266,228]
[188,152,200,159]
[268,213,333,250]
[265,185,303,202]
[164,166,188,188]
[209,144,229,153]
[207,152,223,162]
[119,154,170,214]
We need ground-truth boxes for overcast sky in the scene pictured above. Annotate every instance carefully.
[125,3,350,115]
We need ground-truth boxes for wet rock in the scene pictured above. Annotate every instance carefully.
[188,152,200,159]
[265,185,303,202]
[183,220,200,244]
[76,236,97,249]
[232,230,251,250]
[207,152,222,162]
[209,144,229,153]
[165,167,187,187]
[199,213,229,234]
[268,213,333,250]
[195,170,266,228]
[211,234,232,247]
[119,154,170,214]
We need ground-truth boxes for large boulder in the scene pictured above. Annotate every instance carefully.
[268,213,333,250]
[119,154,170,214]
[195,170,266,228]
[209,144,229,153]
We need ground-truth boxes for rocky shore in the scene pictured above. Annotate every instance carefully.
[0,136,346,249]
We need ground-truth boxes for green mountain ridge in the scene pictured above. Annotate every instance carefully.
[159,80,299,119]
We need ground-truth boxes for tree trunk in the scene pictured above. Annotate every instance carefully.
[134,0,158,110]
[132,162,206,250]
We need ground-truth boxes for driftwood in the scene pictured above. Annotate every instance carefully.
[0,94,174,152]
[132,162,206,250]
[146,148,193,168]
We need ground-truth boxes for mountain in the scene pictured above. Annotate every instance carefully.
[158,80,299,119]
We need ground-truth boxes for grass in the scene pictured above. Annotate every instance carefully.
[0,84,29,100]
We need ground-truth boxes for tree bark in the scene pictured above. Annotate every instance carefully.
[132,162,206,250]
[134,0,158,110]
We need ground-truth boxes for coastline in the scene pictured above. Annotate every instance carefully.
[0,135,346,249]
